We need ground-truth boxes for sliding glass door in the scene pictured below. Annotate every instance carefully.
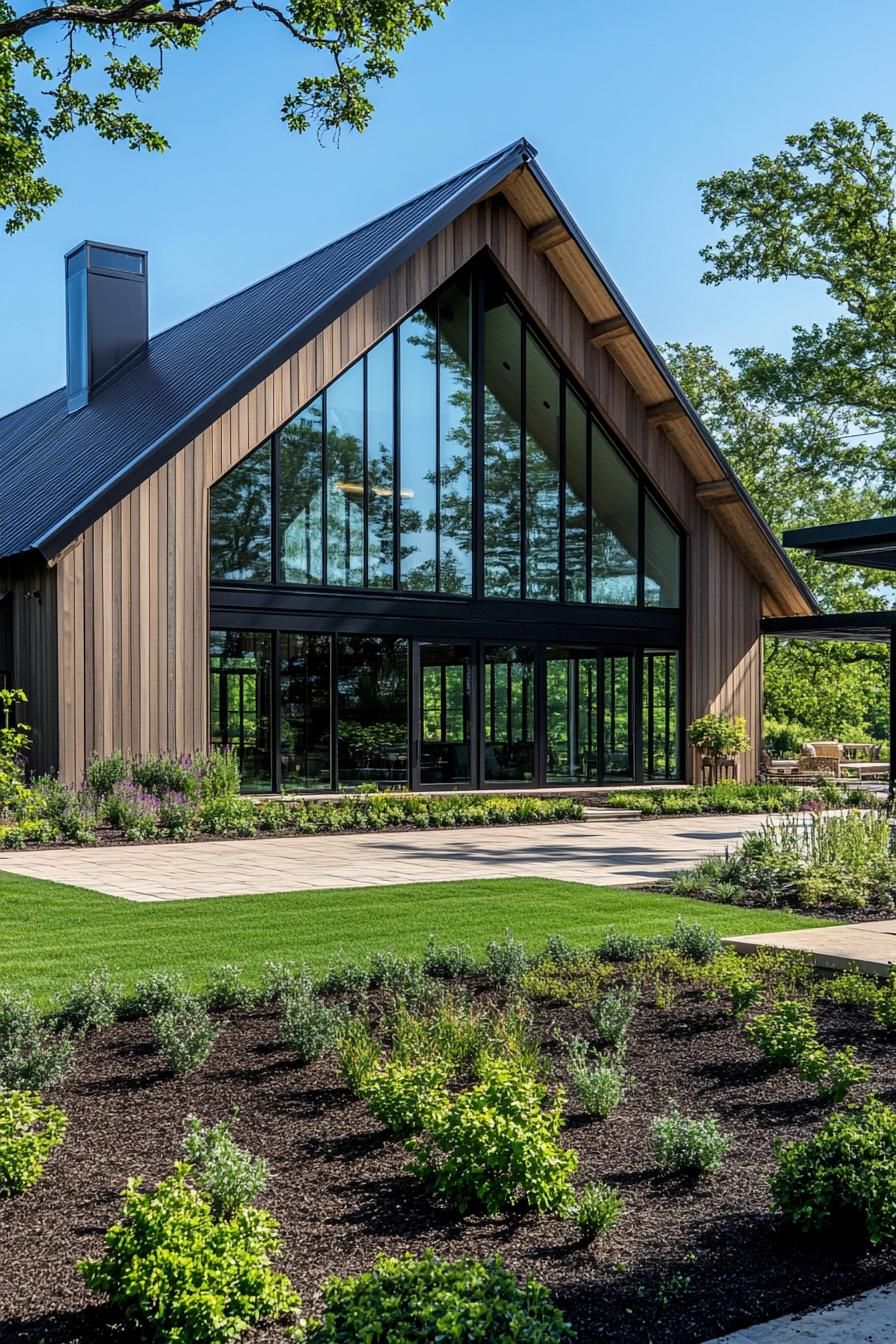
[414,643,473,788]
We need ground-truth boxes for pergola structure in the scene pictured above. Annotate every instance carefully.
[761,518,896,795]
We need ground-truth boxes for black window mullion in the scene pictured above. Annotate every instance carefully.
[362,355,369,589]
[435,311,442,593]
[559,376,567,603]
[272,630,282,794]
[519,316,527,601]
[320,390,328,589]
[392,332,401,591]
[271,432,280,584]
[472,259,486,601]
[637,484,646,608]
[585,415,593,604]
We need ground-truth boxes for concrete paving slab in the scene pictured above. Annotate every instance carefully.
[0,814,777,902]
[725,925,896,976]
[708,1280,896,1342]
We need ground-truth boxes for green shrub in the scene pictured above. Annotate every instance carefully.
[335,1016,379,1094]
[158,793,197,839]
[318,953,371,995]
[80,1165,299,1342]
[261,960,312,1004]
[85,752,128,799]
[182,1114,269,1221]
[195,796,256,837]
[566,1036,628,1119]
[130,754,197,800]
[104,782,160,840]
[31,776,97,843]
[540,934,582,967]
[520,959,615,1005]
[303,1250,572,1343]
[0,1091,67,1196]
[125,969,188,1018]
[593,926,654,962]
[407,1056,577,1215]
[745,1000,820,1069]
[702,953,763,1016]
[0,990,74,1090]
[368,951,427,1000]
[872,976,896,1029]
[590,983,640,1053]
[194,749,241,799]
[484,930,529,986]
[652,1102,730,1175]
[422,935,477,980]
[573,1180,623,1241]
[202,964,257,1011]
[387,993,486,1070]
[280,989,342,1064]
[667,917,722,964]
[770,1099,896,1244]
[815,1046,872,1103]
[817,967,884,1010]
[152,994,220,1075]
[53,966,123,1034]
[361,1057,451,1137]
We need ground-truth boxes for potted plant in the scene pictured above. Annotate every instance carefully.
[687,713,750,784]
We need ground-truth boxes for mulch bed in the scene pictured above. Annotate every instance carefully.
[2,988,895,1343]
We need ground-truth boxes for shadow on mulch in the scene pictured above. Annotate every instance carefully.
[2,991,896,1343]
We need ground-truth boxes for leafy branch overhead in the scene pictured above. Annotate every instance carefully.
[0,0,449,232]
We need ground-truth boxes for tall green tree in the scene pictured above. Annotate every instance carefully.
[0,0,449,233]
[665,113,896,740]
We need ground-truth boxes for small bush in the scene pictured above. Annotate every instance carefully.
[182,1114,269,1220]
[566,1036,628,1119]
[202,964,257,1012]
[125,969,187,1019]
[520,959,615,1005]
[85,752,128,799]
[593,927,654,963]
[336,1016,379,1094]
[130,755,197,800]
[261,960,312,1004]
[0,1091,67,1197]
[318,954,371,995]
[195,796,256,837]
[590,983,640,1054]
[407,1056,577,1215]
[770,1099,896,1245]
[80,1166,299,1343]
[152,994,220,1075]
[667,917,722,964]
[280,989,341,1065]
[104,781,160,840]
[303,1250,572,1343]
[815,1046,872,1104]
[817,967,883,1010]
[484,930,529,987]
[361,1058,451,1137]
[702,953,763,1016]
[158,792,197,840]
[194,749,242,799]
[0,991,74,1090]
[652,1102,730,1175]
[368,951,427,1000]
[745,1000,819,1069]
[573,1180,623,1241]
[540,934,582,967]
[422,935,477,980]
[53,966,123,1034]
[872,976,896,1029]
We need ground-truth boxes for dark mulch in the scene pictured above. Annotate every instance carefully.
[2,991,896,1343]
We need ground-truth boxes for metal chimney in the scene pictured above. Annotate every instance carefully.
[65,241,148,413]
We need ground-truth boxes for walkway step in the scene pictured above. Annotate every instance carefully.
[724,924,896,977]
[582,807,642,822]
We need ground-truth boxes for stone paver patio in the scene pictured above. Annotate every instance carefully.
[725,921,896,976]
[0,813,769,902]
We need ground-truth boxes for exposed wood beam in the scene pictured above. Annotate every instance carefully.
[696,479,740,508]
[646,399,687,429]
[589,315,633,348]
[528,217,572,254]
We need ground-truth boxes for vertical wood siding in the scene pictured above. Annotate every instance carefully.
[52,196,761,785]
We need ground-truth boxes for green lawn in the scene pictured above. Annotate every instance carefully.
[0,871,835,1001]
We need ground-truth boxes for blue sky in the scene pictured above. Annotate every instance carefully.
[3,0,896,415]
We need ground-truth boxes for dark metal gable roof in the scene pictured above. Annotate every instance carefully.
[0,139,535,560]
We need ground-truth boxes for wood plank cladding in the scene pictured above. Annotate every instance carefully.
[645,399,687,429]
[52,192,763,785]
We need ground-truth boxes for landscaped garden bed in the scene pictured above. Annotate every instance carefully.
[3,931,896,1343]
[670,810,896,919]
[603,780,881,816]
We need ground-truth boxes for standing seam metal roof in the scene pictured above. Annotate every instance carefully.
[0,139,534,560]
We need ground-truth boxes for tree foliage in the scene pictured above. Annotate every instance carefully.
[665,113,896,742]
[0,0,449,233]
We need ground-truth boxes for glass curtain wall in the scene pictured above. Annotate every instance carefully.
[643,651,680,779]
[545,650,599,784]
[209,260,682,613]
[337,636,409,787]
[419,643,472,786]
[209,631,273,791]
[280,634,331,791]
[484,645,535,782]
